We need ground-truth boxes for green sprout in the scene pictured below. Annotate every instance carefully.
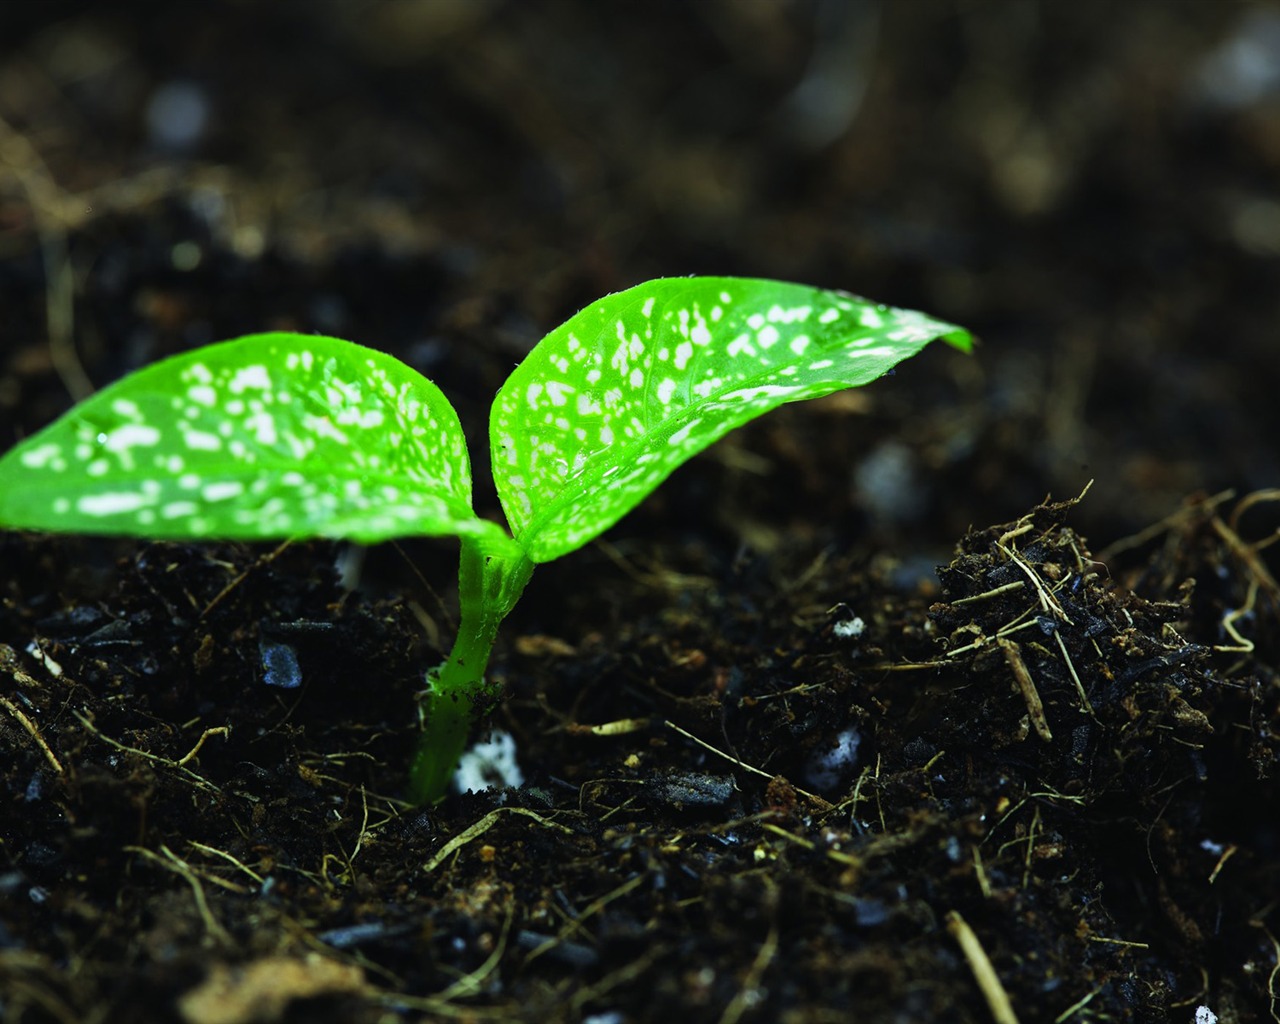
[0,277,971,803]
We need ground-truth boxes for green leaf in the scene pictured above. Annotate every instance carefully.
[0,333,498,545]
[491,277,971,563]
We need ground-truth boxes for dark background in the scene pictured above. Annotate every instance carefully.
[2,5,1280,1022]
[3,0,1278,559]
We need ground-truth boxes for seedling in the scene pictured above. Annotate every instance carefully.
[0,277,971,802]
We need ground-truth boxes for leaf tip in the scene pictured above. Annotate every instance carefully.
[942,327,975,354]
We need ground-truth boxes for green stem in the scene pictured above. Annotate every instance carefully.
[407,531,534,804]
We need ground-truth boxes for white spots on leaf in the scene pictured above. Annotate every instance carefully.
[6,335,480,541]
[183,429,222,451]
[77,492,150,516]
[544,381,573,407]
[667,417,702,446]
[335,406,384,430]
[244,410,279,444]
[161,500,199,519]
[610,338,630,374]
[104,424,161,452]
[19,442,63,470]
[492,279,964,559]
[228,365,272,393]
[301,414,350,446]
[720,383,804,403]
[846,345,895,360]
[199,481,241,501]
[766,304,811,324]
[691,376,722,399]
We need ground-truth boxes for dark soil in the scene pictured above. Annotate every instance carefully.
[2,3,1279,1022]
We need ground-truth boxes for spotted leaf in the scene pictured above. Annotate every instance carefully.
[491,277,971,563]
[0,333,500,544]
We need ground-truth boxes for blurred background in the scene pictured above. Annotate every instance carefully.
[2,0,1278,560]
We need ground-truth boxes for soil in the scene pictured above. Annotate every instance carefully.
[2,2,1279,1022]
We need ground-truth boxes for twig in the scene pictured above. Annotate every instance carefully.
[1097,489,1234,562]
[663,720,829,807]
[128,844,233,946]
[761,822,860,868]
[187,840,266,885]
[945,617,1042,658]
[0,695,64,775]
[1053,986,1102,1023]
[998,639,1052,742]
[1217,579,1259,654]
[434,907,514,1002]
[951,581,1026,606]
[0,113,92,401]
[566,947,664,1015]
[200,539,294,618]
[998,545,1072,625]
[423,807,574,875]
[1255,921,1280,1023]
[72,710,221,795]
[1213,514,1280,604]
[522,874,645,967]
[946,910,1020,1024]
[1053,630,1095,716]
[719,881,779,1024]
[175,725,230,766]
[1086,935,1149,949]
[1207,843,1238,884]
